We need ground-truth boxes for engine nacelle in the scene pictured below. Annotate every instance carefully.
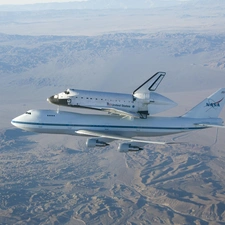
[118,143,143,153]
[86,138,109,148]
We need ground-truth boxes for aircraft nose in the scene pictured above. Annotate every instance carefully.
[11,117,17,126]
[47,95,71,106]
[47,95,59,104]
[11,115,23,129]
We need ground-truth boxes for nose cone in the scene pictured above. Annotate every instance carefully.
[148,92,177,115]
[47,95,71,107]
[11,115,24,129]
[151,92,177,106]
[11,117,17,127]
[47,95,59,105]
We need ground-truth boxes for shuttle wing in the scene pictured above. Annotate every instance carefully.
[75,130,178,145]
[98,107,140,118]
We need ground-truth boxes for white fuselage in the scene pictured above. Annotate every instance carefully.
[64,89,138,111]
[11,109,222,138]
[48,89,177,117]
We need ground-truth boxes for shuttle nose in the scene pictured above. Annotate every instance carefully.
[47,95,71,107]
[47,95,59,105]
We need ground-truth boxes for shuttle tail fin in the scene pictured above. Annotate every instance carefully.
[133,72,166,94]
[182,88,225,118]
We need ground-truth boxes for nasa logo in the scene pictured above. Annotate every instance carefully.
[205,98,224,108]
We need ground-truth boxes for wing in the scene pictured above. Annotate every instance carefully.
[75,130,178,145]
[99,107,140,118]
[195,123,225,128]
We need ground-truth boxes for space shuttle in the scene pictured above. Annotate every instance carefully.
[47,72,177,118]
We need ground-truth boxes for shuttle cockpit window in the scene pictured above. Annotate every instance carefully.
[64,90,70,95]
[25,111,31,115]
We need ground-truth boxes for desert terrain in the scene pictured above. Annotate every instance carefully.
[1,1,225,224]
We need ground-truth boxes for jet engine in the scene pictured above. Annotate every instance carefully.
[118,143,143,153]
[86,138,109,148]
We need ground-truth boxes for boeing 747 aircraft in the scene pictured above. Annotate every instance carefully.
[47,72,177,119]
[12,89,225,152]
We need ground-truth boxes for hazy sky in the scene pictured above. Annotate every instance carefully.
[0,0,192,5]
[0,0,87,5]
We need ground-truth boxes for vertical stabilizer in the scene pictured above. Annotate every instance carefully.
[133,72,166,94]
[182,88,225,118]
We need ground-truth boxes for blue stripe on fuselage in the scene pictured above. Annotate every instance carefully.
[11,120,204,131]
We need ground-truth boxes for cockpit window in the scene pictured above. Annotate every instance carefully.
[64,90,70,94]
[25,112,31,115]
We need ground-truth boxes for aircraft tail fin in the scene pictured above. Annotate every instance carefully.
[182,88,225,118]
[133,72,166,94]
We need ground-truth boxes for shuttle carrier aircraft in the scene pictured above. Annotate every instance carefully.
[12,89,225,152]
[47,72,177,119]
